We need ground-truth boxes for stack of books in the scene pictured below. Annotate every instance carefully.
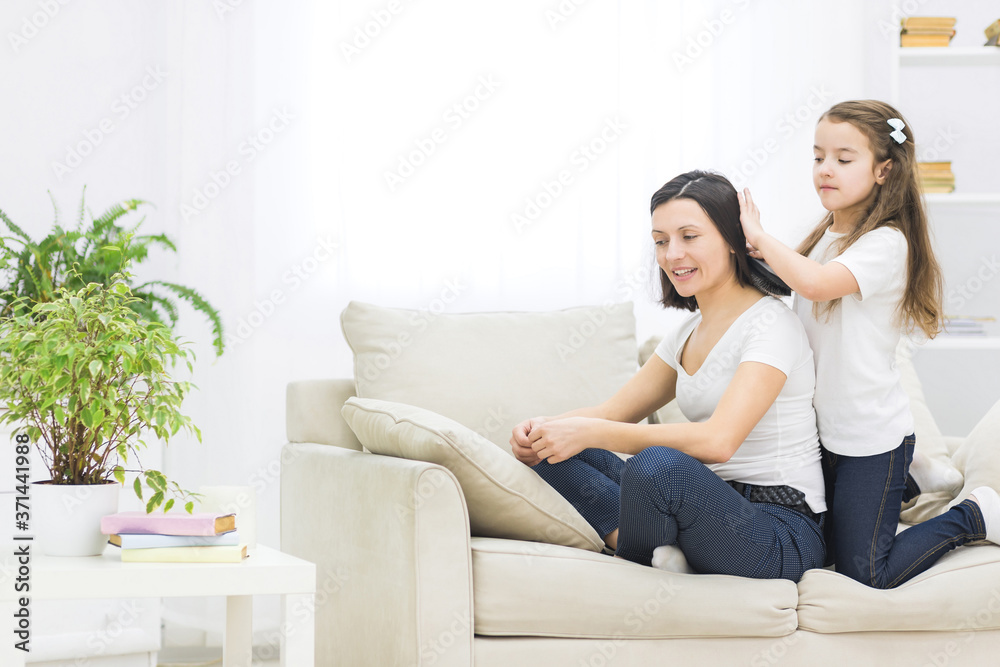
[986,19,1000,46]
[101,511,246,562]
[900,17,956,47]
[918,161,955,193]
[942,316,995,337]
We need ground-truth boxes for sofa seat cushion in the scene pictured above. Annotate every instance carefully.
[797,545,1000,633]
[470,537,799,639]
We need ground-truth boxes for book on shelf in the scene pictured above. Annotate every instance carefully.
[900,17,956,47]
[986,19,1000,44]
[101,511,237,536]
[942,316,996,337]
[108,531,241,549]
[917,161,955,193]
[901,34,955,47]
[903,17,957,31]
[119,544,248,563]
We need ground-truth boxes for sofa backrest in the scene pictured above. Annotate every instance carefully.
[338,300,639,452]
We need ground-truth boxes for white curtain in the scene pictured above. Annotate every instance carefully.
[4,0,893,649]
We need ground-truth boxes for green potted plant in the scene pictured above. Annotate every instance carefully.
[0,266,202,556]
[0,188,225,356]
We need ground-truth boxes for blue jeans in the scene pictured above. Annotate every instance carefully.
[531,446,825,582]
[822,434,986,589]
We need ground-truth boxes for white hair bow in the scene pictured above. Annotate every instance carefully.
[887,118,906,144]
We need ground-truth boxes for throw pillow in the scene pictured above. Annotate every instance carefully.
[947,398,1000,513]
[896,338,963,497]
[341,396,605,552]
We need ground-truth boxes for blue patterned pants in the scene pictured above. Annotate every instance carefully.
[532,446,826,582]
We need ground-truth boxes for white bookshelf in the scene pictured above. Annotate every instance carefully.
[891,31,1000,435]
[890,36,1000,318]
[921,336,1000,351]
[925,193,1000,206]
[890,45,1000,108]
[899,46,1000,66]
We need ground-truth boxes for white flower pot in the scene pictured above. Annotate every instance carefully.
[33,481,120,556]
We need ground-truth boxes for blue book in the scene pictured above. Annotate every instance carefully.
[108,531,240,549]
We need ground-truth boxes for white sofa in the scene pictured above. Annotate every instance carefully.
[280,301,1000,666]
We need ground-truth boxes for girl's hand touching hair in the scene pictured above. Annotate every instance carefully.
[738,188,765,259]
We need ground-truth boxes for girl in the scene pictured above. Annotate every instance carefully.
[510,170,826,582]
[739,99,998,589]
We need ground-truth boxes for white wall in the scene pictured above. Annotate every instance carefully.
[2,0,998,650]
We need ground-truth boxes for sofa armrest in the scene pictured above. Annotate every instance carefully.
[280,443,473,667]
[286,379,363,450]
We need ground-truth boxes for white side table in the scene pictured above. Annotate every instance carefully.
[0,544,316,667]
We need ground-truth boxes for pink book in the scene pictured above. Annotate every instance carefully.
[101,511,236,536]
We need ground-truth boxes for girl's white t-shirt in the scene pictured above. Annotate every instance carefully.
[793,226,914,456]
[654,296,827,513]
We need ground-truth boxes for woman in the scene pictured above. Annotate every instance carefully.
[510,170,826,581]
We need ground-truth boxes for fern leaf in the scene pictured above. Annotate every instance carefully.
[137,280,225,356]
[47,190,60,228]
[132,290,180,327]
[134,233,177,254]
[75,186,87,230]
[92,199,151,231]
[0,207,34,244]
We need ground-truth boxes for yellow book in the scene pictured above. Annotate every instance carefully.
[985,19,1000,40]
[901,34,953,47]
[902,17,956,31]
[120,544,248,563]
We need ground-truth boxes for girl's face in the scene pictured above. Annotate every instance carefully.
[813,118,891,215]
[652,198,735,299]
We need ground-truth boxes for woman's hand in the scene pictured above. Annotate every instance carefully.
[738,188,765,258]
[529,416,609,465]
[510,417,548,466]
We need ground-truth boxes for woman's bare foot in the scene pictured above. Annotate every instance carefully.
[604,528,618,552]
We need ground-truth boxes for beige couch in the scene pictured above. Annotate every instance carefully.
[280,301,1000,666]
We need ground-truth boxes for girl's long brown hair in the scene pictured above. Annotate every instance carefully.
[797,100,943,338]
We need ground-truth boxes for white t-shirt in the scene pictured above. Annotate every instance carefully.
[654,296,827,513]
[793,226,914,456]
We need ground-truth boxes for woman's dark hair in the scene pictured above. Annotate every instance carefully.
[650,170,755,311]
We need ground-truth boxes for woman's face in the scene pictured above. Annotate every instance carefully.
[652,198,735,299]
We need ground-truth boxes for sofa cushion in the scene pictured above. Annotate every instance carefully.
[340,301,637,452]
[897,338,963,495]
[898,345,1000,525]
[948,397,1000,512]
[470,537,799,639]
[341,397,604,552]
[797,544,1000,633]
[638,336,688,425]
